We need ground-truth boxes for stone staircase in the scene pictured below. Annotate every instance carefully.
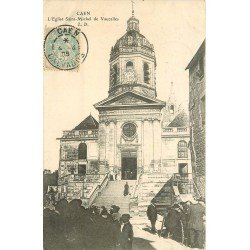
[58,174,107,205]
[137,173,173,216]
[91,174,176,216]
[93,180,136,214]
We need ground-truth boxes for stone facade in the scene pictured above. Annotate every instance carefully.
[58,139,99,176]
[94,15,167,179]
[186,40,206,197]
[57,115,101,202]
[95,96,165,177]
[56,14,192,205]
[161,126,191,176]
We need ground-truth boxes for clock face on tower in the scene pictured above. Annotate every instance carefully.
[123,70,137,84]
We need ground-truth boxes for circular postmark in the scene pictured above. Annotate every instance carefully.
[44,25,88,70]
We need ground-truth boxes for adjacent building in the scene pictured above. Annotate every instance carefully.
[186,40,206,197]
[57,115,100,201]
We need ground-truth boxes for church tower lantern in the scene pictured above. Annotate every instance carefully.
[109,12,157,98]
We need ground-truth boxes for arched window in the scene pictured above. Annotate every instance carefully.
[112,64,118,85]
[126,61,133,71]
[143,63,150,84]
[178,140,188,158]
[170,105,174,114]
[78,143,87,160]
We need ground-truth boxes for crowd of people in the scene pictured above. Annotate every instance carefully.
[147,197,206,249]
[44,196,205,249]
[44,199,133,250]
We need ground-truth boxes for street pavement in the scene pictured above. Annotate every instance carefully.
[130,216,193,250]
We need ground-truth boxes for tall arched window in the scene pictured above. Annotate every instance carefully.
[78,143,87,160]
[143,63,150,84]
[126,61,133,71]
[112,64,118,85]
[178,140,188,158]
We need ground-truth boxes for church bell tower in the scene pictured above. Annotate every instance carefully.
[109,13,157,98]
[94,8,165,177]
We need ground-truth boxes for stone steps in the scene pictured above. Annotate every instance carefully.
[137,174,172,216]
[93,180,137,215]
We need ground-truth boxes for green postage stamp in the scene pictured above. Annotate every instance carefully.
[44,25,88,70]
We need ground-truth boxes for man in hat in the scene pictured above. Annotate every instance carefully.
[55,199,69,241]
[147,202,158,233]
[187,197,205,248]
[100,206,108,215]
[66,199,85,248]
[164,203,182,241]
[180,201,191,245]
[111,205,121,222]
[120,214,133,250]
[96,209,116,249]
[110,205,122,247]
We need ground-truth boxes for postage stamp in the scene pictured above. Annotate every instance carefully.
[44,25,88,70]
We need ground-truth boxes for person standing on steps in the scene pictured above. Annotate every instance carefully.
[124,182,129,196]
[147,202,158,233]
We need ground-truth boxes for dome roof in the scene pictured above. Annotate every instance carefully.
[110,16,155,60]
[113,30,153,51]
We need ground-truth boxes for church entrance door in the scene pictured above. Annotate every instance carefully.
[121,157,137,180]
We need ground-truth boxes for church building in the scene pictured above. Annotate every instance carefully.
[56,13,192,211]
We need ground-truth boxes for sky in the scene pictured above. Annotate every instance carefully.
[44,0,205,171]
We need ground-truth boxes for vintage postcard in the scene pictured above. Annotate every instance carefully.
[43,0,205,249]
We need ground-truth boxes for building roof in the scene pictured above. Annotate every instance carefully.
[185,39,205,70]
[110,16,155,61]
[94,89,166,110]
[168,111,189,127]
[113,29,153,51]
[73,114,99,130]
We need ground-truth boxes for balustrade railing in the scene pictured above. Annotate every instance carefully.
[172,173,192,180]
[88,173,109,206]
[162,127,189,134]
[164,128,173,132]
[111,46,155,60]
[177,127,187,132]
[62,129,98,139]
[131,173,143,199]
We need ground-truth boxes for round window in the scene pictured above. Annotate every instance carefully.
[123,123,136,137]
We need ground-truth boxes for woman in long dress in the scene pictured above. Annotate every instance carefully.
[124,182,129,196]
